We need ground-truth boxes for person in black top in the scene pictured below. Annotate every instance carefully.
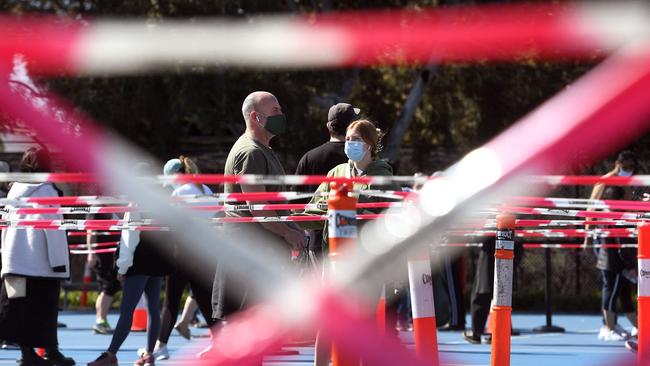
[294,103,361,256]
[294,103,361,192]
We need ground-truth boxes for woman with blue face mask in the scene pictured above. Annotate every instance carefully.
[300,119,401,366]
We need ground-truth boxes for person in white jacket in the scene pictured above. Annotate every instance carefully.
[0,147,75,366]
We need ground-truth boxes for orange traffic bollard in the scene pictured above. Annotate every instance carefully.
[408,252,439,365]
[131,295,148,332]
[638,224,650,364]
[490,214,516,366]
[328,183,359,366]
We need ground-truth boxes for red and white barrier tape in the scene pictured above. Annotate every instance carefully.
[0,201,401,214]
[505,196,650,211]
[0,172,428,186]
[448,228,638,238]
[2,3,648,75]
[442,242,638,249]
[70,248,117,255]
[502,206,650,220]
[67,231,120,237]
[529,175,650,186]
[462,219,644,228]
[0,214,392,230]
[68,242,119,249]
[0,190,405,206]
[8,171,650,188]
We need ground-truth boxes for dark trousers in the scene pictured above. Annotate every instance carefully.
[0,277,60,347]
[443,256,466,327]
[470,292,492,335]
[159,270,216,344]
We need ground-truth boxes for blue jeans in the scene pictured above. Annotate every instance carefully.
[108,275,162,354]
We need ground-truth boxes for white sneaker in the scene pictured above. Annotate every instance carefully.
[598,326,609,340]
[614,324,632,340]
[137,345,170,361]
[632,327,638,337]
[196,344,217,360]
[601,329,626,341]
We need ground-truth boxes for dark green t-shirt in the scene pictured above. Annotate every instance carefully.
[224,135,288,217]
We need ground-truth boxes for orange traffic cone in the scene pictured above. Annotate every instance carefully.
[131,295,148,332]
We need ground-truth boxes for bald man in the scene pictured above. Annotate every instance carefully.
[207,92,306,352]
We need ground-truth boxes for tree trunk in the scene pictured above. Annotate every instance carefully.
[383,64,438,163]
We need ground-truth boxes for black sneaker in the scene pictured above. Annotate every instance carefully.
[625,340,638,353]
[17,354,53,366]
[44,350,75,366]
[463,330,481,344]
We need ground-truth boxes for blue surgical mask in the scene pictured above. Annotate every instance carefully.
[345,140,366,162]
[618,169,633,177]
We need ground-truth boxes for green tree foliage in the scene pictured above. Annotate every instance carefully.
[0,0,603,174]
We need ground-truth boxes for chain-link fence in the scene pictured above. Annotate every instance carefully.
[463,247,621,314]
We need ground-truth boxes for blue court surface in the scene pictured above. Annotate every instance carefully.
[0,312,637,365]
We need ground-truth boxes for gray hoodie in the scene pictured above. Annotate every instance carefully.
[1,182,70,279]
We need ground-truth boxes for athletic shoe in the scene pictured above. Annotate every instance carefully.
[87,352,117,366]
[438,323,466,331]
[625,339,638,353]
[137,346,169,361]
[1,341,19,350]
[462,330,481,345]
[396,319,413,332]
[17,355,52,366]
[483,334,492,344]
[614,324,632,339]
[598,325,609,340]
[632,326,638,337]
[196,344,218,360]
[133,354,154,366]
[44,349,76,366]
[93,321,114,335]
[174,323,191,340]
[601,329,626,341]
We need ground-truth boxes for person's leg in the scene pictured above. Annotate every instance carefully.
[188,274,217,332]
[107,276,148,354]
[451,256,466,328]
[601,270,620,331]
[619,277,638,328]
[471,293,491,336]
[95,252,120,328]
[177,296,198,328]
[159,273,188,344]
[144,276,163,354]
[96,293,113,323]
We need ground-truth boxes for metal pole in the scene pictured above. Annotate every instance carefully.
[533,248,565,333]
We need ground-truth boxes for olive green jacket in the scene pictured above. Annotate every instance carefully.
[300,159,401,251]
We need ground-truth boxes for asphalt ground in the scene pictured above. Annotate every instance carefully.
[0,312,637,365]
